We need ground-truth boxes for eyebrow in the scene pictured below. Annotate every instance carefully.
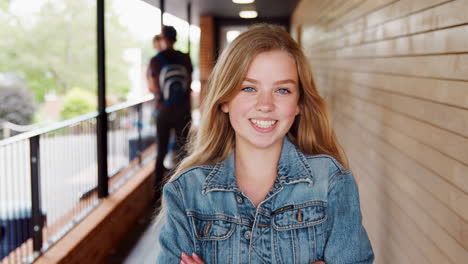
[244,77,297,85]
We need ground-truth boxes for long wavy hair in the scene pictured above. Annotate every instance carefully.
[154,24,348,225]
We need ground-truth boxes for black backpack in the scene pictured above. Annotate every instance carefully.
[157,53,190,106]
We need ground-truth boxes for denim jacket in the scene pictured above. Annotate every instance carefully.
[156,137,374,263]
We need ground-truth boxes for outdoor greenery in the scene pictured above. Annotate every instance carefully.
[0,0,199,125]
[0,73,36,125]
[60,87,97,120]
[0,0,135,121]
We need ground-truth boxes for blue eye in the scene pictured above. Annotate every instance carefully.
[242,87,255,92]
[277,88,290,94]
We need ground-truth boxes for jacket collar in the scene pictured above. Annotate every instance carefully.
[202,137,314,194]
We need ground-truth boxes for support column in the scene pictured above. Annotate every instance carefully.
[97,0,108,198]
[199,16,215,107]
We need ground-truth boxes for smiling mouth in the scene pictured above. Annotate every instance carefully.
[249,119,278,129]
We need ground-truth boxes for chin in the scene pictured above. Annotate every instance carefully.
[247,134,284,150]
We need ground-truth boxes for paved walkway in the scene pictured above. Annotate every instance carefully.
[107,202,162,264]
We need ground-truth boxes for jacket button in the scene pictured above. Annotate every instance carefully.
[244,230,252,240]
[236,195,244,204]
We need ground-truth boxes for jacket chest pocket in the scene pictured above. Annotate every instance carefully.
[189,213,236,264]
[272,201,327,264]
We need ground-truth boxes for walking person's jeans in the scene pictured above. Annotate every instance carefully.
[154,106,191,198]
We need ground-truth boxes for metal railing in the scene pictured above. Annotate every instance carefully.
[0,95,155,263]
[0,122,44,139]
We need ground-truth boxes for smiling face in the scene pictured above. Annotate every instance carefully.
[221,50,300,151]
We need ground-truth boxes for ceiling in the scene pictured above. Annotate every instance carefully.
[142,0,300,25]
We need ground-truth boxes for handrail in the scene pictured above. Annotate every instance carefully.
[1,121,43,132]
[0,112,98,147]
[0,95,156,262]
[106,94,154,113]
[1,121,44,139]
[0,95,154,147]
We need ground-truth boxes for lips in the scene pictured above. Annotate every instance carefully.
[250,119,277,128]
[249,119,278,132]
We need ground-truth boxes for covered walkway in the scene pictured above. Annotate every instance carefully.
[1,0,467,263]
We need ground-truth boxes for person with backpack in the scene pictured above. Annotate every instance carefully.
[148,25,193,196]
[146,34,165,95]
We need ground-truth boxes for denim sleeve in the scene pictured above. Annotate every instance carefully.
[156,182,195,263]
[324,172,374,264]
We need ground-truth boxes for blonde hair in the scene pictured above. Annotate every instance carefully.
[154,24,348,224]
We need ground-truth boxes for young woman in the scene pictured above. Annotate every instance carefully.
[155,24,374,264]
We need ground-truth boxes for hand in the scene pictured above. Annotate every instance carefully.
[180,252,204,264]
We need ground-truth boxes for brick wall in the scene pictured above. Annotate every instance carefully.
[199,15,215,105]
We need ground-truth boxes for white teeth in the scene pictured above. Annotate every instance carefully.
[250,119,277,128]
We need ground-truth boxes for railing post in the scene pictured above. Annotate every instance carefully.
[29,135,43,255]
[137,104,143,164]
[97,0,108,198]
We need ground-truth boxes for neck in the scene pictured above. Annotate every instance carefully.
[234,140,283,207]
[235,141,282,188]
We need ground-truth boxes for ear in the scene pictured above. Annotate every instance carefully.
[221,103,229,113]
[295,105,300,116]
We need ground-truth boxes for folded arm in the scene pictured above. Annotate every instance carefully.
[156,182,196,263]
[324,172,374,264]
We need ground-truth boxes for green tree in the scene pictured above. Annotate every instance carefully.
[0,0,135,104]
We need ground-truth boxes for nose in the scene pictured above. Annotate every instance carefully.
[255,91,274,112]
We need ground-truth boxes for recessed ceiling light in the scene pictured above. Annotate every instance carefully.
[233,0,255,4]
[239,10,257,19]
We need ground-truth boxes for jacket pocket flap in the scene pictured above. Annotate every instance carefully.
[190,215,236,241]
[272,201,327,231]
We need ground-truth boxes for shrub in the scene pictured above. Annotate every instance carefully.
[60,87,97,120]
[0,73,36,125]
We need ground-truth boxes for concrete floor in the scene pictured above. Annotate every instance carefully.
[107,202,161,264]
